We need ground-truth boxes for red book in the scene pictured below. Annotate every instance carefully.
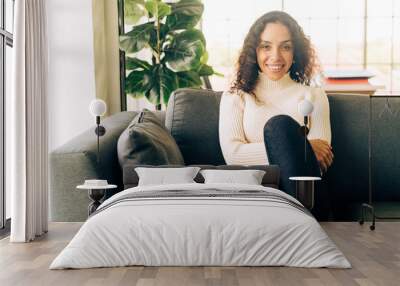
[325,78,370,85]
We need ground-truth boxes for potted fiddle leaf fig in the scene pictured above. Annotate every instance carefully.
[120,0,217,109]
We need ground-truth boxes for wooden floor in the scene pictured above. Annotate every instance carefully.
[0,222,399,286]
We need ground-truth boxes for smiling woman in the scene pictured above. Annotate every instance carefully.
[232,12,318,93]
[219,11,332,220]
[256,23,294,81]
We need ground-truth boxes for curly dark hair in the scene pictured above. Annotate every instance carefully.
[231,11,319,94]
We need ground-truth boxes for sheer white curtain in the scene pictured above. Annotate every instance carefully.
[10,0,48,242]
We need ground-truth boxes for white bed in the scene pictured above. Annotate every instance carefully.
[50,183,351,269]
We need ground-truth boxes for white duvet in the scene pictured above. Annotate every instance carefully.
[50,183,351,269]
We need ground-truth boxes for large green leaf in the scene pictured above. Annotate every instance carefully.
[144,65,176,105]
[125,70,152,96]
[146,65,178,105]
[145,0,171,19]
[124,0,146,25]
[170,0,203,16]
[120,22,154,53]
[166,0,202,30]
[197,64,214,77]
[125,57,151,71]
[160,67,179,104]
[148,23,168,52]
[145,86,160,105]
[166,13,201,30]
[164,29,206,72]
[176,71,202,88]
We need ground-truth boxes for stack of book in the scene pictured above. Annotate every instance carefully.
[322,70,383,95]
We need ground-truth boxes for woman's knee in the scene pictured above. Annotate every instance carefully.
[263,115,301,139]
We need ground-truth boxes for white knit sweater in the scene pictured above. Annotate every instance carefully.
[219,72,331,165]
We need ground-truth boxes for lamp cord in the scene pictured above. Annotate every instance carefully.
[304,116,308,163]
[304,132,307,163]
[96,116,100,165]
[97,123,100,164]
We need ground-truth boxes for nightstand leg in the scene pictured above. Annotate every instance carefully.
[87,189,105,216]
[295,181,315,210]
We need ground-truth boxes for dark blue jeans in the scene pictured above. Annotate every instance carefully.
[263,115,330,220]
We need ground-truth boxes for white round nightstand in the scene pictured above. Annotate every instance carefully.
[289,176,321,210]
[77,184,117,216]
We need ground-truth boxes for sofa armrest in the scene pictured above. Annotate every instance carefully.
[49,111,138,222]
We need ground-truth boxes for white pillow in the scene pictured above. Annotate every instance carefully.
[200,169,266,185]
[135,167,201,186]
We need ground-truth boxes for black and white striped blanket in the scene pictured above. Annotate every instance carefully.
[92,188,310,217]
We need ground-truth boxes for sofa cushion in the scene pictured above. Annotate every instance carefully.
[327,94,369,203]
[117,110,184,168]
[165,88,225,165]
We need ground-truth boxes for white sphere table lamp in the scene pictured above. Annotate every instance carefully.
[289,98,320,210]
[298,98,314,134]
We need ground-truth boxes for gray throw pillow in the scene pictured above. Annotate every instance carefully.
[117,110,184,167]
[165,89,225,165]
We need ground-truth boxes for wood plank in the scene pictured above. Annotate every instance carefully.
[0,222,399,286]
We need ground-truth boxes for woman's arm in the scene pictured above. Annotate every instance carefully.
[219,91,268,165]
[307,87,331,143]
[307,88,333,171]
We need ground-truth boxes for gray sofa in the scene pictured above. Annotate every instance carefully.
[50,89,400,222]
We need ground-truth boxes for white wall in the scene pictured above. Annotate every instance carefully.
[47,0,96,151]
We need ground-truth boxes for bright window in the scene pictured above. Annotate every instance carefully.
[202,0,400,92]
